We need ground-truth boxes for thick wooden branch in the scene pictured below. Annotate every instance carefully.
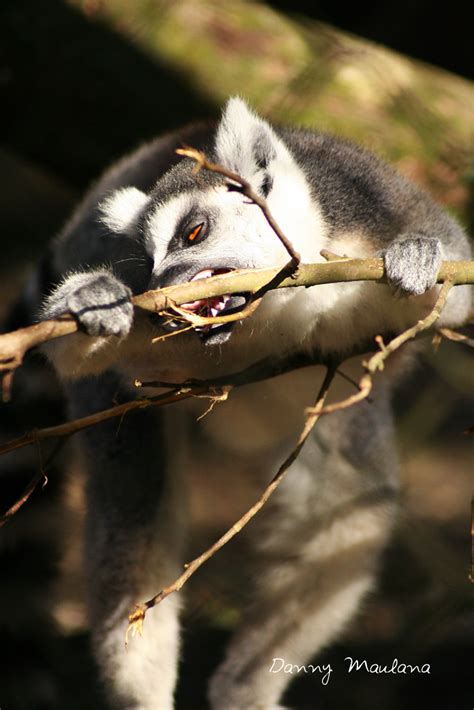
[1,144,473,391]
[1,258,472,388]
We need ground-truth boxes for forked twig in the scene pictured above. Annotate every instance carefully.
[125,363,337,643]
[307,280,455,417]
[126,280,456,638]
[0,437,68,527]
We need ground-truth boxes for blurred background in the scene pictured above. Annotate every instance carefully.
[0,1,472,708]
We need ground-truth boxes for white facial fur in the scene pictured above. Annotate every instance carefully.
[215,98,327,261]
[99,187,149,234]
[144,99,327,277]
[99,98,327,276]
[145,186,292,276]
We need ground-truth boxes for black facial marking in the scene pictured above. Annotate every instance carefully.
[260,173,273,198]
[161,208,214,260]
[149,158,225,204]
[252,126,277,170]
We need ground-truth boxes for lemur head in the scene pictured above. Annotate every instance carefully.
[100,98,324,342]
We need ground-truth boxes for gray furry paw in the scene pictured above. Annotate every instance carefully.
[383,234,442,296]
[44,270,133,337]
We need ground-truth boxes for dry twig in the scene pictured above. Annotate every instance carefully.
[307,280,455,416]
[126,279,456,636]
[125,363,337,643]
[0,438,67,528]
[176,146,301,267]
[0,385,221,458]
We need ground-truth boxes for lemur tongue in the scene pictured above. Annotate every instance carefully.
[181,270,231,317]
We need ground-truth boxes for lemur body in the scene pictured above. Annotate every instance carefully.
[35,99,470,709]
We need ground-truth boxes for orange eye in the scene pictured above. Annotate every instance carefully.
[187,223,204,243]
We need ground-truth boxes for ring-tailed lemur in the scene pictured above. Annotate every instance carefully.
[35,98,470,709]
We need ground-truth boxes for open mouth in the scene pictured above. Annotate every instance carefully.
[161,268,247,340]
[182,268,232,324]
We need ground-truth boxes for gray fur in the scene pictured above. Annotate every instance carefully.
[383,234,443,295]
[34,98,471,709]
[44,269,133,337]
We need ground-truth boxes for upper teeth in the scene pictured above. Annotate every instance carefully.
[181,271,214,310]
[181,269,231,316]
[191,270,215,281]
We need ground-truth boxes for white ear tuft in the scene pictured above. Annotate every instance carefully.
[99,187,149,234]
[215,97,282,190]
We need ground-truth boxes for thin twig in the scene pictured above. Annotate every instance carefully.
[437,326,474,348]
[0,437,68,527]
[335,366,372,398]
[308,280,454,416]
[0,349,338,459]
[163,293,262,328]
[176,146,301,267]
[125,363,337,643]
[173,146,302,336]
[0,386,220,458]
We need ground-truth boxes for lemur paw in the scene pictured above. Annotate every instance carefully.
[383,234,442,296]
[44,270,133,337]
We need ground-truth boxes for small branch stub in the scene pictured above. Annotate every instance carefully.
[125,605,147,646]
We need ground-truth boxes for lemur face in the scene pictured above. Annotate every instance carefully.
[140,182,289,342]
[98,98,326,344]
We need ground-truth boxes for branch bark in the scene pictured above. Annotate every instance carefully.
[1,258,472,389]
[1,147,473,390]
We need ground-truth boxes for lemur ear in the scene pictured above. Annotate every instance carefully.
[215,97,283,196]
[99,187,149,234]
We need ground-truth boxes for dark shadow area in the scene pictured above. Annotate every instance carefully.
[0,0,215,188]
[269,0,474,80]
[0,0,216,267]
[0,2,214,707]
